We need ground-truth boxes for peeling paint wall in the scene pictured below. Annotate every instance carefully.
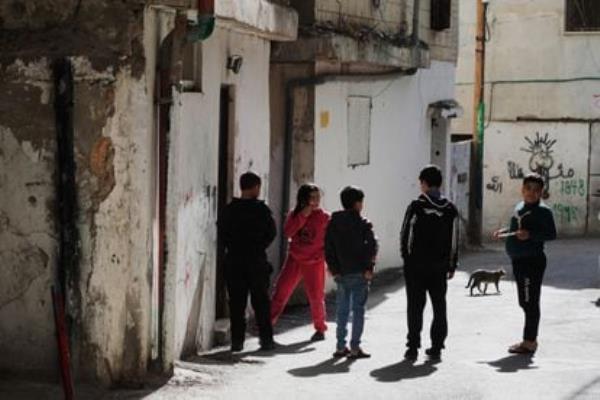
[314,61,457,272]
[0,66,57,376]
[0,0,155,385]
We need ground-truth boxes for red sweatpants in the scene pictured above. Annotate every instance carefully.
[270,257,327,333]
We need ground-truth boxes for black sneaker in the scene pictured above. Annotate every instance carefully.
[310,331,325,342]
[231,343,244,352]
[348,348,371,359]
[333,347,350,358]
[404,347,418,361]
[425,347,442,361]
[259,341,276,351]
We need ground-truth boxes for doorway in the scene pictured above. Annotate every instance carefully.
[216,86,235,320]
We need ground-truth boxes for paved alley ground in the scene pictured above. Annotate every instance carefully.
[2,239,600,400]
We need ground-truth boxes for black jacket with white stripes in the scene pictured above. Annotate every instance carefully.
[400,192,459,273]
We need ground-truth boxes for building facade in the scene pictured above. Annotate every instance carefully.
[0,0,297,385]
[269,0,460,275]
[453,0,600,238]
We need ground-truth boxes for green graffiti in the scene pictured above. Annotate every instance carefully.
[552,203,579,224]
[560,179,587,197]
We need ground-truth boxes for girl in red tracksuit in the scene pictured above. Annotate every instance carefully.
[271,184,330,341]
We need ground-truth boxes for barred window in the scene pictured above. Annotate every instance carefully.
[431,0,452,31]
[566,0,600,32]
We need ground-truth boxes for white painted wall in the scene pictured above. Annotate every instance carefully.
[483,122,590,237]
[163,25,272,364]
[453,0,600,237]
[314,61,457,271]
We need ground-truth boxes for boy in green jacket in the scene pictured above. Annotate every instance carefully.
[494,173,557,354]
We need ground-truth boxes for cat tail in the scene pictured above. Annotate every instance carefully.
[465,276,473,288]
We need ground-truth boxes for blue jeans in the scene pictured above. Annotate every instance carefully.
[335,273,369,350]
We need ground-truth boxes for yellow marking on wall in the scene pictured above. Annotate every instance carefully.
[320,111,330,129]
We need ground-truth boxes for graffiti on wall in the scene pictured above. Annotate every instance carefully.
[504,132,577,199]
[552,203,579,224]
[486,176,503,193]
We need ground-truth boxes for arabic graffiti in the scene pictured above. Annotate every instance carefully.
[552,203,578,224]
[506,132,576,199]
[486,176,503,193]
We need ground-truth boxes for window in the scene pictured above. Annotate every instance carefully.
[431,0,452,31]
[347,96,372,167]
[180,42,203,91]
[566,0,600,32]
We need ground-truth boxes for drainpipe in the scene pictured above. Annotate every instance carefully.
[187,0,216,42]
[279,69,416,267]
[411,0,421,45]
[52,57,77,400]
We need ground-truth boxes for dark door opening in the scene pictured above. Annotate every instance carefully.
[216,86,234,320]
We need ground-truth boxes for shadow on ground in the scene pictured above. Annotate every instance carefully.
[369,359,439,383]
[287,357,357,377]
[187,340,316,366]
[479,354,537,373]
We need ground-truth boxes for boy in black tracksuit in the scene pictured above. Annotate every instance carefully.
[218,172,276,352]
[326,186,378,359]
[400,165,459,361]
[494,173,556,355]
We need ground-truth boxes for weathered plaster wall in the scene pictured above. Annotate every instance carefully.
[268,63,315,266]
[314,60,457,271]
[483,122,590,237]
[292,0,458,63]
[163,25,273,366]
[0,60,58,378]
[0,0,154,385]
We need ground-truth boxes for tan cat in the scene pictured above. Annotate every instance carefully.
[465,269,506,296]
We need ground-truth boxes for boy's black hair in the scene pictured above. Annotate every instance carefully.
[340,186,365,210]
[240,172,261,191]
[419,165,443,188]
[523,173,545,189]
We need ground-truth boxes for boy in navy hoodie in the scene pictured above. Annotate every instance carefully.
[494,173,556,354]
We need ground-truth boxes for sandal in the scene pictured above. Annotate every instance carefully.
[508,342,537,354]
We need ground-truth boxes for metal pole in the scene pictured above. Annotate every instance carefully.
[469,0,487,245]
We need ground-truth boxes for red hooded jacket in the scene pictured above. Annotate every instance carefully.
[284,208,330,264]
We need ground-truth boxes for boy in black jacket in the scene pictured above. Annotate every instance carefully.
[218,172,277,352]
[493,173,556,355]
[326,186,378,359]
[400,165,459,361]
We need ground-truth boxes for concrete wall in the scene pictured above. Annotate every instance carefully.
[162,25,273,364]
[0,60,59,379]
[453,0,600,237]
[314,60,457,271]
[483,122,590,237]
[291,0,458,63]
[0,1,154,384]
[454,0,600,134]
